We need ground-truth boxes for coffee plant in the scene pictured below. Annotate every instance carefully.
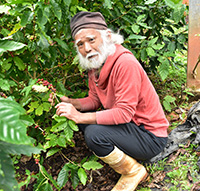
[0,97,42,191]
[0,0,188,190]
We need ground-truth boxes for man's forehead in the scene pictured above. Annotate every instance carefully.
[75,34,97,45]
[75,28,100,39]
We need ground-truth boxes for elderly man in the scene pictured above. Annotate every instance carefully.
[54,11,169,191]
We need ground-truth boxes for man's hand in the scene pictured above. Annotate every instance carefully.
[55,102,80,123]
[48,93,69,106]
[60,96,70,102]
[55,102,97,124]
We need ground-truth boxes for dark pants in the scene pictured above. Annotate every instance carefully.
[78,122,167,161]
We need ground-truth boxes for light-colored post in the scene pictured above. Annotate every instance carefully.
[187,0,200,90]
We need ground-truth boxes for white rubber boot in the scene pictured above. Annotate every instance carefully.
[99,146,147,191]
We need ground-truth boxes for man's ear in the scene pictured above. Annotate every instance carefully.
[106,30,112,41]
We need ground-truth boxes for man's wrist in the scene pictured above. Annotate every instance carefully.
[75,112,96,124]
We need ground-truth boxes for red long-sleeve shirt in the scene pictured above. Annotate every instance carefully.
[78,45,169,137]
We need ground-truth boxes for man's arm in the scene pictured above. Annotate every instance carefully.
[60,96,82,111]
[55,102,97,124]
[48,93,82,110]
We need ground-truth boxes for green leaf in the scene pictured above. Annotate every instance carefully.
[68,120,79,131]
[157,59,170,81]
[0,40,26,55]
[37,8,48,26]
[177,34,186,44]
[63,0,72,7]
[43,141,51,149]
[46,148,60,158]
[164,95,176,103]
[43,182,54,191]
[49,139,58,148]
[0,151,19,191]
[82,161,103,170]
[20,10,33,27]
[6,0,33,4]
[50,0,62,21]
[8,23,22,36]
[136,14,146,23]
[39,164,60,190]
[46,133,57,140]
[19,114,34,126]
[0,78,10,91]
[165,0,182,8]
[54,38,69,50]
[104,0,112,9]
[46,135,59,148]
[21,86,32,97]
[76,5,88,12]
[140,49,147,62]
[145,0,157,4]
[43,102,51,111]
[37,34,50,50]
[57,136,66,147]
[27,101,39,113]
[0,141,42,156]
[51,121,68,132]
[148,37,158,47]
[1,61,12,71]
[138,22,152,29]
[163,100,171,112]
[21,79,37,98]
[163,95,176,112]
[0,5,10,14]
[167,41,176,53]
[128,34,146,40]
[53,115,67,122]
[131,24,140,34]
[70,169,79,189]
[0,98,31,144]
[35,104,43,116]
[78,168,87,185]
[0,163,4,177]
[152,43,165,50]
[64,126,73,140]
[146,47,155,57]
[172,6,184,23]
[57,164,70,188]
[13,56,26,71]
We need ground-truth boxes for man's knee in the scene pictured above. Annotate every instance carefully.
[84,124,103,149]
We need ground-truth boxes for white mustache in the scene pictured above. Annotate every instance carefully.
[86,52,99,59]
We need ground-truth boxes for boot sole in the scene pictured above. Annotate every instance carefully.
[111,167,148,191]
[139,167,148,183]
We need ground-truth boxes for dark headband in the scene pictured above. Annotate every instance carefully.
[70,11,108,39]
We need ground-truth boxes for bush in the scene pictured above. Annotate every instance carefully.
[0,0,189,189]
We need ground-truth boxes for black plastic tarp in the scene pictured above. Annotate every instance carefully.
[149,101,200,163]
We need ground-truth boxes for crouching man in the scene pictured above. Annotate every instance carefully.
[52,11,169,191]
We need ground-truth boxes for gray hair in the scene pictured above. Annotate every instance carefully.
[97,29,124,45]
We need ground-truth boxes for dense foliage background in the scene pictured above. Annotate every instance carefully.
[0,0,190,190]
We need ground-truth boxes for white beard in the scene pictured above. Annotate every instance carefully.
[77,39,116,70]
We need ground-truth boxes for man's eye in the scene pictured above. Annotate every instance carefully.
[77,43,83,47]
[89,38,95,42]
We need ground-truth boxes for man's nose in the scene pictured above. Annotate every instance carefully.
[84,42,92,53]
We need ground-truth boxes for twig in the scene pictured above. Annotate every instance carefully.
[59,151,79,167]
[9,76,20,86]
[52,92,60,103]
